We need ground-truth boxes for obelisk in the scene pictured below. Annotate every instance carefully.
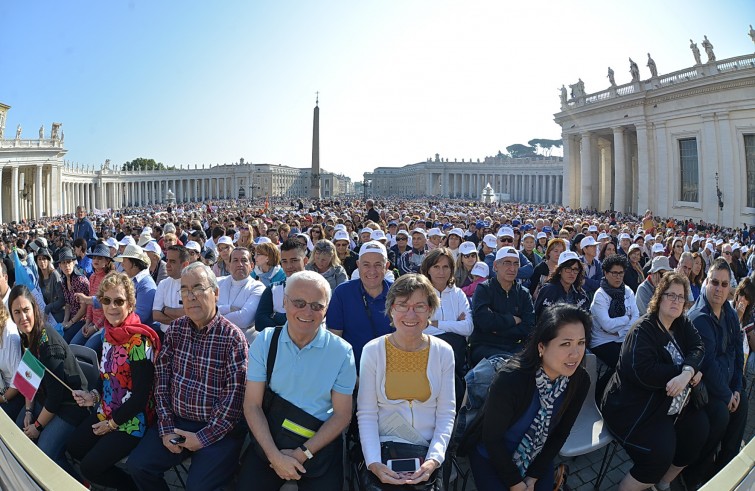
[309,93,321,200]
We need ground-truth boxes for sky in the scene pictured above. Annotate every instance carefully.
[1,1,753,181]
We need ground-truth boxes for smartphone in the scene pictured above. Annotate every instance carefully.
[169,435,186,445]
[387,458,420,473]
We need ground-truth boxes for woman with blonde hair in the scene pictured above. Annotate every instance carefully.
[236,223,255,249]
[251,242,286,287]
[305,239,347,290]
[0,301,22,420]
[357,274,455,489]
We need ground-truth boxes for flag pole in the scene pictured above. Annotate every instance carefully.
[43,366,75,393]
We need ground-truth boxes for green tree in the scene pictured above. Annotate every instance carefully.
[121,158,172,171]
[506,143,537,158]
[527,138,563,156]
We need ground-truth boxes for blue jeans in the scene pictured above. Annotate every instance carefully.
[70,328,104,355]
[16,401,78,475]
[62,320,86,344]
[127,416,244,491]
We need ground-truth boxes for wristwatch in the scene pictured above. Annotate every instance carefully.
[299,445,314,460]
[682,365,694,375]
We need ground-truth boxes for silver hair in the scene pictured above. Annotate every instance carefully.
[284,270,332,304]
[182,261,219,290]
[679,251,693,264]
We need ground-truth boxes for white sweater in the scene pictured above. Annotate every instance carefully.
[589,285,640,348]
[357,335,456,467]
[425,285,473,337]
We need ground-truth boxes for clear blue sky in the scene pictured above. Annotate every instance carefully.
[1,1,753,180]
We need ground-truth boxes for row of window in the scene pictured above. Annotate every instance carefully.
[679,134,755,208]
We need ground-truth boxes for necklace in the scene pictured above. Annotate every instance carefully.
[390,333,427,352]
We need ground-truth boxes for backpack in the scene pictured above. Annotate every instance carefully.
[450,354,509,456]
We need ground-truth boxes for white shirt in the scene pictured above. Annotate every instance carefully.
[217,275,266,330]
[426,285,473,337]
[0,319,21,391]
[152,276,182,333]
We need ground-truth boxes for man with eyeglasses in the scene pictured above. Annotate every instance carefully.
[128,262,248,491]
[397,228,430,276]
[686,258,747,487]
[636,256,672,315]
[239,270,356,489]
[390,229,411,259]
[217,248,266,343]
[255,239,309,331]
[483,227,533,284]
[470,246,536,366]
[328,240,393,367]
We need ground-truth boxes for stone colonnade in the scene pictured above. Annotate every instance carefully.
[0,163,62,223]
[426,171,563,203]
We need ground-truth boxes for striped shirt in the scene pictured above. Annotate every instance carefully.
[154,312,248,447]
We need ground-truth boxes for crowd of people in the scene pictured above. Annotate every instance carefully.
[0,196,753,491]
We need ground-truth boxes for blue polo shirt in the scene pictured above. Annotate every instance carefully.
[326,278,393,367]
[247,324,356,421]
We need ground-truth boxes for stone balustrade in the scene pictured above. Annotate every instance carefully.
[0,138,63,148]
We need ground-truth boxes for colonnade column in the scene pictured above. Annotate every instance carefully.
[635,123,650,215]
[579,132,593,209]
[613,127,626,213]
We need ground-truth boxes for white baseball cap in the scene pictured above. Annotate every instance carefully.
[144,241,162,257]
[333,230,350,242]
[618,233,631,241]
[536,232,547,240]
[427,228,444,237]
[587,225,598,232]
[217,236,234,246]
[471,262,489,277]
[119,236,136,247]
[359,240,387,259]
[580,236,598,249]
[495,246,519,261]
[557,250,580,266]
[459,242,477,256]
[497,227,515,238]
[411,228,427,237]
[483,234,498,249]
[370,229,387,241]
[652,243,665,254]
[448,228,464,238]
[105,237,119,249]
[185,241,201,253]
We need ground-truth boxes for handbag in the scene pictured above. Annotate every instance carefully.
[689,380,709,409]
[251,326,337,478]
[357,441,442,491]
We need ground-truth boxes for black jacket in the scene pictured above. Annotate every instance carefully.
[481,365,589,487]
[471,279,535,354]
[601,313,704,447]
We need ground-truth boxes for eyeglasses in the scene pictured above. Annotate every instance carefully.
[100,297,127,307]
[722,251,732,256]
[709,279,730,289]
[662,293,686,304]
[498,237,513,243]
[462,253,477,259]
[563,266,581,273]
[499,260,520,268]
[180,285,213,298]
[392,303,430,313]
[606,270,625,277]
[285,295,327,312]
[396,237,407,241]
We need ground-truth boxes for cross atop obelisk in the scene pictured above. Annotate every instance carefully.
[309,93,321,200]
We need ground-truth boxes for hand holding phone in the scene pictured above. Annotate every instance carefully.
[387,458,420,473]
[170,435,186,445]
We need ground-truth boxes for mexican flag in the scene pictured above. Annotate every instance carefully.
[13,350,46,400]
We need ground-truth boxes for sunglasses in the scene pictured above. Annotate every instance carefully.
[285,295,327,312]
[498,237,514,243]
[100,297,127,307]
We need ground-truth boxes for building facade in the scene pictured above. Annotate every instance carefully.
[0,103,352,221]
[364,154,564,203]
[554,48,755,227]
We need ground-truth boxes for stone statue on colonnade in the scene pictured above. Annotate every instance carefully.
[51,122,61,140]
[559,85,567,106]
[702,35,715,62]
[607,67,616,87]
[748,25,754,45]
[15,124,21,140]
[690,39,702,65]
[647,53,658,78]
[39,125,44,139]
[629,58,640,82]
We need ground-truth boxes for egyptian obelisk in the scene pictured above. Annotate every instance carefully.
[309,93,321,200]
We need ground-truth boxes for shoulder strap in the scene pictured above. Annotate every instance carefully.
[265,326,283,388]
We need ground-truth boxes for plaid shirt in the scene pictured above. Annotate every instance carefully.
[154,312,248,447]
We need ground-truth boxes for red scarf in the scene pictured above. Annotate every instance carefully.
[104,312,162,353]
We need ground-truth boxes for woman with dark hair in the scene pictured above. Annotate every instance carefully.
[533,251,588,318]
[0,302,22,419]
[10,284,88,472]
[624,245,645,293]
[357,273,455,489]
[67,272,160,490]
[590,254,639,395]
[734,278,755,371]
[601,272,708,491]
[598,239,618,262]
[668,238,685,269]
[308,224,325,245]
[689,252,705,300]
[70,243,115,351]
[58,247,91,344]
[36,247,65,324]
[468,303,590,491]
[454,242,478,288]
[529,238,567,299]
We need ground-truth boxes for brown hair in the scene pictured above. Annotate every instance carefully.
[646,272,691,317]
[9,285,45,353]
[0,304,10,348]
[420,247,456,287]
[254,242,281,266]
[385,274,441,319]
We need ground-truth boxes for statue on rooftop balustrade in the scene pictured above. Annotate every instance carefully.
[559,85,567,105]
[607,67,616,87]
[51,123,61,140]
[39,125,44,139]
[647,53,658,77]
[629,58,640,82]
[15,125,21,140]
[690,39,702,65]
[569,79,585,99]
[702,35,715,62]
[748,25,754,45]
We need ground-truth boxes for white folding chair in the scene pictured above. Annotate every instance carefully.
[559,353,619,490]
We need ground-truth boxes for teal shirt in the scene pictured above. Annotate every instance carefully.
[247,324,356,421]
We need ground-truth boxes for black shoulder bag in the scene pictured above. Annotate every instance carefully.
[252,326,337,477]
